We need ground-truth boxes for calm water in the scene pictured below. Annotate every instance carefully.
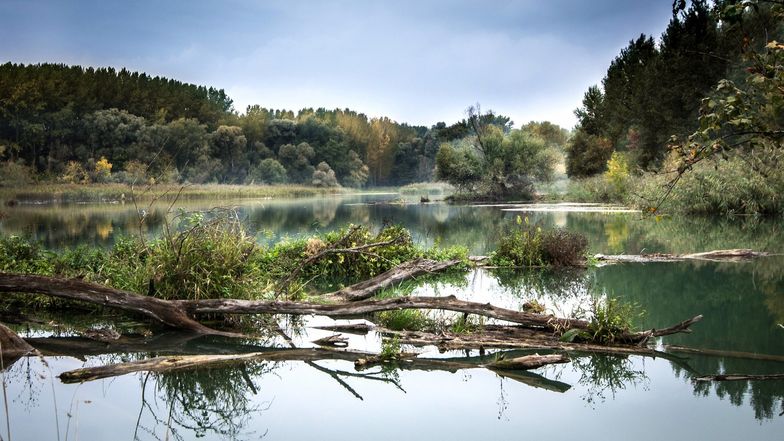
[1,194,784,440]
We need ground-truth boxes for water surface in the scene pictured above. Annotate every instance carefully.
[1,194,783,440]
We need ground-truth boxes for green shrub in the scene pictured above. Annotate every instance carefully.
[491,216,588,267]
[634,155,784,216]
[586,297,644,344]
[376,309,432,331]
[144,214,265,301]
[0,236,54,274]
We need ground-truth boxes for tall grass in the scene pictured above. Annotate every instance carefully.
[0,219,469,306]
[0,183,349,204]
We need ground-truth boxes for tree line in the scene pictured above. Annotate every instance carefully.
[0,62,568,189]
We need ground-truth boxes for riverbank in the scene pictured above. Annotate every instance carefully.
[0,183,352,204]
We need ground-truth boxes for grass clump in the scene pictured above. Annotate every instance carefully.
[379,336,403,360]
[376,309,432,331]
[587,297,644,344]
[634,155,784,216]
[144,214,266,300]
[490,216,588,267]
[562,297,645,344]
[0,218,469,306]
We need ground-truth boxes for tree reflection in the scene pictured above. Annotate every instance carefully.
[137,361,275,440]
[571,354,649,406]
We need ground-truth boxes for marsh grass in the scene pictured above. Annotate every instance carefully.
[0,183,349,204]
[0,219,469,307]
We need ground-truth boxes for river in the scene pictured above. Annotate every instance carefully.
[1,193,783,440]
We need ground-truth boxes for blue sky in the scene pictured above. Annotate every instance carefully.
[0,0,675,128]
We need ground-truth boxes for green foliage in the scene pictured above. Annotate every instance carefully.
[436,118,557,199]
[0,236,54,274]
[490,216,588,267]
[665,2,783,201]
[491,216,545,267]
[565,129,613,178]
[376,310,432,331]
[311,161,340,187]
[565,175,629,204]
[587,297,645,344]
[144,215,265,300]
[379,336,402,360]
[568,0,775,173]
[634,154,784,215]
[246,158,287,185]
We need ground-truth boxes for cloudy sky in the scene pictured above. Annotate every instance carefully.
[0,0,675,128]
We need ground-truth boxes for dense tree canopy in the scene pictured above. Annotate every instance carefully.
[566,0,781,177]
[435,107,560,199]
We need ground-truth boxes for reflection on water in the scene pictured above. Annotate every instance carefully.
[2,196,784,439]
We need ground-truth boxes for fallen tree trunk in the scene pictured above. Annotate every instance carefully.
[0,273,233,336]
[57,346,571,387]
[487,353,570,370]
[0,322,33,364]
[327,258,461,301]
[595,249,770,265]
[0,272,701,344]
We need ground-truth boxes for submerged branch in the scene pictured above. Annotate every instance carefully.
[595,249,771,265]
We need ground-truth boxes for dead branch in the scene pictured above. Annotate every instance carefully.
[275,226,406,295]
[0,273,235,337]
[0,322,33,363]
[487,353,570,370]
[595,249,770,265]
[326,258,462,301]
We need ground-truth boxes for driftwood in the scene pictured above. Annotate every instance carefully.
[595,248,770,265]
[0,273,231,336]
[0,322,33,364]
[664,345,784,363]
[487,353,570,370]
[694,374,784,382]
[0,272,701,348]
[312,323,374,335]
[327,258,461,301]
[312,334,349,347]
[57,346,572,389]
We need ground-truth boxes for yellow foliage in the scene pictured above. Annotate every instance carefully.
[604,152,630,192]
[95,156,113,180]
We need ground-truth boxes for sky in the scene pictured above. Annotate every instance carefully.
[0,0,676,128]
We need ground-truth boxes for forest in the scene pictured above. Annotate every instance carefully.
[0,62,568,190]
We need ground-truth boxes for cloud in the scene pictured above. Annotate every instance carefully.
[0,0,674,128]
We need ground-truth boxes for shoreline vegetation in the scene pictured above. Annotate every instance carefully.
[0,182,352,204]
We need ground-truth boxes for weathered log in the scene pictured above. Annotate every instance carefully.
[0,273,701,344]
[487,353,570,370]
[57,346,575,393]
[595,249,770,265]
[0,322,33,362]
[693,374,784,382]
[384,326,686,358]
[327,258,462,301]
[312,323,374,335]
[312,334,349,347]
[179,294,593,331]
[0,273,232,336]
